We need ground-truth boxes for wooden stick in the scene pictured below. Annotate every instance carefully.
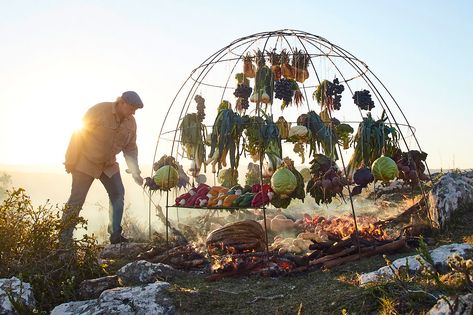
[323,238,407,269]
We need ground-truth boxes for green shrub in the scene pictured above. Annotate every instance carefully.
[0,188,106,312]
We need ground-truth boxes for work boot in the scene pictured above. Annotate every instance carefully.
[110,233,130,244]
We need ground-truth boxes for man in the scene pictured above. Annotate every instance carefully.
[62,91,144,244]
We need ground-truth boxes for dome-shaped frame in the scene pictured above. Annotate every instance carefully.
[148,29,432,246]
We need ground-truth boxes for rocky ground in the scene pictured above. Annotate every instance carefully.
[1,171,473,314]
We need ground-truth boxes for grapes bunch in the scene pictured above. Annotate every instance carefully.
[353,90,375,111]
[275,78,294,103]
[233,84,252,98]
[326,78,344,110]
[234,84,252,112]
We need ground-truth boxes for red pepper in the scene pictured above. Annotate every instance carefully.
[194,195,209,207]
[175,192,191,205]
[251,183,261,193]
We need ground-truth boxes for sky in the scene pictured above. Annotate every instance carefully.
[1,1,472,172]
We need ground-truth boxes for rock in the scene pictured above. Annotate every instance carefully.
[117,260,178,286]
[79,275,120,299]
[427,293,473,315]
[51,281,174,315]
[100,242,150,259]
[0,277,36,314]
[359,243,473,285]
[428,172,473,230]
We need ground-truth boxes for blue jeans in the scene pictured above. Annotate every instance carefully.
[61,170,125,242]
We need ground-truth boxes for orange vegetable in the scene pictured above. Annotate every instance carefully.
[223,194,239,207]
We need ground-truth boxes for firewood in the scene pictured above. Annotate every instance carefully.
[322,238,407,269]
[309,240,335,251]
[309,247,358,265]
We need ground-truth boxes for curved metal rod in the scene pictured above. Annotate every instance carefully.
[328,42,431,218]
[293,31,361,247]
[367,69,434,181]
[149,35,259,240]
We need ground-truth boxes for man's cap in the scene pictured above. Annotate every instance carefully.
[122,91,144,108]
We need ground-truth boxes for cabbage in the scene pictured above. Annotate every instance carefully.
[271,167,297,197]
[154,165,179,190]
[371,156,398,182]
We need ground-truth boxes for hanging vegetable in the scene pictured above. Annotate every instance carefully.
[371,155,399,183]
[347,111,400,174]
[153,165,179,191]
[146,155,190,191]
[250,51,273,105]
[271,160,297,198]
[245,162,261,186]
[280,50,294,80]
[351,167,374,196]
[286,125,309,164]
[291,48,310,83]
[267,49,282,80]
[313,78,344,112]
[395,150,430,186]
[304,111,338,161]
[335,123,354,150]
[207,103,244,174]
[276,116,289,140]
[306,154,348,205]
[353,90,375,111]
[234,73,252,113]
[243,53,256,78]
[270,158,305,208]
[179,105,207,177]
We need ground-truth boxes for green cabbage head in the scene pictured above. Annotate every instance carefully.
[371,156,399,182]
[271,167,297,197]
[154,165,179,190]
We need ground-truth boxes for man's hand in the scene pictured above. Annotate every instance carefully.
[132,173,144,186]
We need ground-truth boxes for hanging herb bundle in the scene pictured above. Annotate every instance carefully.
[291,48,310,83]
[243,115,265,161]
[306,154,348,205]
[267,49,282,80]
[207,102,244,173]
[347,111,400,174]
[179,95,207,176]
[313,78,344,112]
[303,111,338,161]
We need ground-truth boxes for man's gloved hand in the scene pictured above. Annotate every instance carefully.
[132,173,144,186]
